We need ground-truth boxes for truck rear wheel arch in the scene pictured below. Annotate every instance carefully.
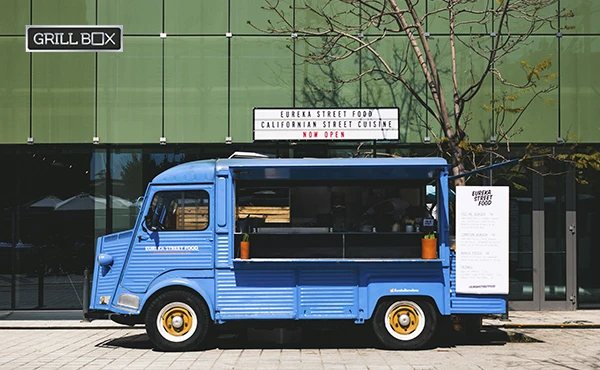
[371,295,440,319]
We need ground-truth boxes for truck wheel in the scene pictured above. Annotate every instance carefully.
[145,291,209,351]
[372,299,437,350]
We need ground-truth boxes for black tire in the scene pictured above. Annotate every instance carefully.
[145,290,210,351]
[372,298,438,350]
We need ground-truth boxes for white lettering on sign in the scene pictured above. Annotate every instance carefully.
[144,246,200,253]
[33,33,43,45]
[81,33,91,45]
[31,32,117,45]
[456,186,509,295]
[26,26,123,52]
[253,108,399,141]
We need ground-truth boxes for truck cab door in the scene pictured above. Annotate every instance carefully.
[121,185,214,293]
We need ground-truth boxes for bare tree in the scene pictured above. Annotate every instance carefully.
[250,0,575,185]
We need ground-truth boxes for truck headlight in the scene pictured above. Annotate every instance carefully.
[117,294,140,310]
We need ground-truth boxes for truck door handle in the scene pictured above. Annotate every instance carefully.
[138,235,148,241]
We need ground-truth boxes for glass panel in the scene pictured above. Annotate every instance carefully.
[560,37,600,141]
[563,0,600,35]
[91,150,107,241]
[360,36,426,144]
[0,37,30,145]
[32,0,95,25]
[429,0,492,34]
[90,150,142,235]
[544,161,566,301]
[505,2,557,34]
[32,53,94,143]
[0,244,12,309]
[14,243,38,309]
[165,0,227,34]
[146,151,187,182]
[428,37,493,144]
[98,0,162,35]
[0,150,16,309]
[97,37,162,144]
[577,166,600,307]
[0,0,29,35]
[361,1,424,35]
[17,149,95,309]
[231,37,294,143]
[295,37,359,108]
[109,150,143,233]
[164,38,228,143]
[493,36,558,143]
[296,0,359,31]
[231,0,292,34]
[428,1,554,34]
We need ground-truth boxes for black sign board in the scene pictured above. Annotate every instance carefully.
[26,25,123,52]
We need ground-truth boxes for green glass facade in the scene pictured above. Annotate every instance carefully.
[1,1,600,311]
[2,1,599,145]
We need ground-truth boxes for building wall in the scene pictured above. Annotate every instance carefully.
[2,1,600,145]
[2,1,600,311]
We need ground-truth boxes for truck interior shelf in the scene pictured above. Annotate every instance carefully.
[233,232,425,259]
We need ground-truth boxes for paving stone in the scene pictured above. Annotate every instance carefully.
[0,324,599,369]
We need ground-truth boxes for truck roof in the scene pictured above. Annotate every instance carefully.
[152,157,450,184]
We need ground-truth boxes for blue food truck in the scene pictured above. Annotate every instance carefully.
[89,156,506,351]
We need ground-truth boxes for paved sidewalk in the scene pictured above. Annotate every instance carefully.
[0,323,599,369]
[484,310,600,328]
[2,310,600,369]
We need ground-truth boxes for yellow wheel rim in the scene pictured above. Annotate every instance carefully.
[162,306,193,337]
[388,304,419,336]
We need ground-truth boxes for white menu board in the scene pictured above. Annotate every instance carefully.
[456,186,509,294]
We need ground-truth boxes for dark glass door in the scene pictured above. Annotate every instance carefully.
[506,171,535,302]
[576,167,600,308]
[509,162,577,310]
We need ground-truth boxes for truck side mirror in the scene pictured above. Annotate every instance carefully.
[136,196,144,210]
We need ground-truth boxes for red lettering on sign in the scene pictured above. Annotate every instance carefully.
[323,131,345,138]
[303,131,319,138]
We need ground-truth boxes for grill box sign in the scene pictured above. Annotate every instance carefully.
[26,25,123,52]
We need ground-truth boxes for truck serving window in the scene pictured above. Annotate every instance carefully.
[146,190,209,231]
[234,180,433,259]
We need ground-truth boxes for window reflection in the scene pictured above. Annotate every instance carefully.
[544,161,567,302]
[577,168,600,307]
[13,150,97,309]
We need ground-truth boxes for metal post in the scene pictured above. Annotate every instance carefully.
[501,300,509,321]
[10,209,16,310]
[38,261,44,308]
[82,267,90,321]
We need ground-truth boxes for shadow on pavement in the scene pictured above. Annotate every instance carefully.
[96,325,542,352]
[436,327,543,348]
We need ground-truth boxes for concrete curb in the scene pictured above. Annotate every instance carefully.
[500,323,600,329]
[0,319,143,330]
